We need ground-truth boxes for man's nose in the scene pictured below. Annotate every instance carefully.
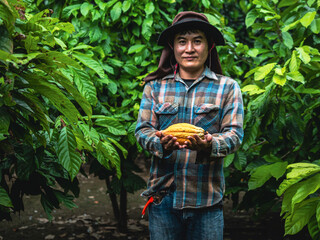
[185,41,194,52]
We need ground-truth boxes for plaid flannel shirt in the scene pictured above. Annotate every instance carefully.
[135,67,244,209]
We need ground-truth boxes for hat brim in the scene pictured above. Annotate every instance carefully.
[157,19,225,46]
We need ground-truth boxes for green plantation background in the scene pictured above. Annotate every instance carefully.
[0,0,320,238]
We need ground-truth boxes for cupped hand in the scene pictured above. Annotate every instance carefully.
[184,133,213,152]
[155,131,184,152]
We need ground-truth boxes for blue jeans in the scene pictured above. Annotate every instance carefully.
[148,192,224,240]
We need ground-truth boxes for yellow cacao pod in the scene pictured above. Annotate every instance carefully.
[162,123,205,145]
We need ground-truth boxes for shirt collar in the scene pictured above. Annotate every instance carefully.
[163,66,219,81]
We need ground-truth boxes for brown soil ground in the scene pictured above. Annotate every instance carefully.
[0,160,312,240]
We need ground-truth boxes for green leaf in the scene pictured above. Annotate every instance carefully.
[54,37,67,50]
[94,117,126,135]
[287,71,305,84]
[278,0,299,7]
[61,4,81,19]
[80,2,92,17]
[285,199,318,235]
[124,63,140,76]
[241,84,265,95]
[248,161,288,190]
[78,122,100,144]
[300,11,316,28]
[201,0,211,8]
[0,1,16,33]
[254,63,277,81]
[142,17,153,41]
[223,153,235,167]
[204,13,220,25]
[122,0,131,12]
[296,47,311,64]
[308,215,320,240]
[0,25,13,53]
[73,52,105,78]
[128,44,146,54]
[291,174,320,206]
[73,128,93,151]
[96,141,121,178]
[273,73,286,86]
[38,66,93,117]
[233,151,247,170]
[145,2,155,15]
[72,68,98,106]
[57,127,82,181]
[36,51,81,69]
[295,86,320,94]
[282,31,293,49]
[107,137,128,158]
[245,9,259,28]
[110,2,122,21]
[310,18,320,34]
[89,25,102,43]
[0,186,13,207]
[24,74,80,123]
[52,22,75,34]
[289,50,300,72]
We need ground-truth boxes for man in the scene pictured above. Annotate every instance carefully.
[135,11,244,240]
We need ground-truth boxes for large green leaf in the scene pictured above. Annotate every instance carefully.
[94,117,126,136]
[254,63,277,81]
[245,9,258,28]
[72,52,105,78]
[277,167,320,196]
[0,25,13,53]
[285,198,318,236]
[24,74,80,124]
[72,68,97,106]
[36,51,81,69]
[0,1,16,33]
[291,174,320,207]
[78,122,100,145]
[300,11,317,28]
[15,92,50,132]
[110,2,122,21]
[248,161,288,190]
[57,127,82,181]
[96,141,121,178]
[0,187,13,208]
[308,215,320,240]
[107,137,128,159]
[38,67,93,117]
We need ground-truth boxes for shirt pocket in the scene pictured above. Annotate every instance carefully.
[155,102,179,129]
[194,104,220,132]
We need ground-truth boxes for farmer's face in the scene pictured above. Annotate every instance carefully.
[173,30,209,74]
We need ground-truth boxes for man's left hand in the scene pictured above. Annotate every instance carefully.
[184,134,213,152]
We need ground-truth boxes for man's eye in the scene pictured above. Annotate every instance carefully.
[179,40,186,45]
[194,40,202,44]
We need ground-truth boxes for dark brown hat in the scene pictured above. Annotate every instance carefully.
[158,11,225,46]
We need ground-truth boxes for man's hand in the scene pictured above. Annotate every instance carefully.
[155,131,184,153]
[184,133,213,152]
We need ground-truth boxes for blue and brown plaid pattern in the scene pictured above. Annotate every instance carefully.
[135,67,244,209]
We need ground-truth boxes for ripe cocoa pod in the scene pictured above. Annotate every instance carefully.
[162,123,205,144]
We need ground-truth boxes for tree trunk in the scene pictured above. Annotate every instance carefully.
[105,176,120,222]
[118,183,127,232]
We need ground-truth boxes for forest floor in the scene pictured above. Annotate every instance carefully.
[0,160,312,240]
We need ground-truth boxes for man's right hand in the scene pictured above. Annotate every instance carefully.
[155,131,184,153]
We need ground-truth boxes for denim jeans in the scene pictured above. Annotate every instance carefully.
[148,192,224,240]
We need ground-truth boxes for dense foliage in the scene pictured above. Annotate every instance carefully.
[0,0,319,237]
